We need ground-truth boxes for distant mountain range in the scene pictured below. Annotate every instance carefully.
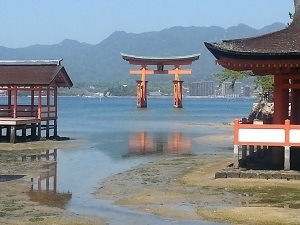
[0,23,285,83]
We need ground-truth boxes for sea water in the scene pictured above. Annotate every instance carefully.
[38,97,255,225]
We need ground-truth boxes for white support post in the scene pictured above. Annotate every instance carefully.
[233,145,239,169]
[284,146,291,171]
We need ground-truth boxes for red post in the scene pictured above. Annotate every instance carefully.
[173,81,184,108]
[290,78,300,125]
[7,87,12,117]
[234,119,239,145]
[285,119,290,147]
[13,86,17,118]
[31,89,35,117]
[136,80,148,108]
[38,87,42,119]
[273,76,289,124]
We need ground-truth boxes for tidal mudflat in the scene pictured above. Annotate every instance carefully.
[4,97,294,225]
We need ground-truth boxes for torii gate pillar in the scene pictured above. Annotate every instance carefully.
[136,80,148,108]
[173,80,183,108]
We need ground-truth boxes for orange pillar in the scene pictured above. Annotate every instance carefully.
[136,67,148,108]
[272,76,289,167]
[290,78,300,124]
[136,81,148,108]
[273,76,289,124]
[173,80,183,108]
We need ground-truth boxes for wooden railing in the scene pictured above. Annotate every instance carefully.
[233,119,300,170]
[0,104,57,120]
[234,119,300,147]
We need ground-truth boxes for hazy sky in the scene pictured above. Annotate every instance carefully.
[0,0,294,48]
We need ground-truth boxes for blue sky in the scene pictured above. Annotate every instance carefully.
[0,0,294,48]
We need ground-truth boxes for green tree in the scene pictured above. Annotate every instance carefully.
[214,68,274,93]
[253,75,274,93]
[214,68,251,90]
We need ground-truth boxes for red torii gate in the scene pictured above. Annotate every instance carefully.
[121,53,200,108]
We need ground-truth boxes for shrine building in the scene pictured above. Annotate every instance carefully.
[205,0,300,171]
[0,60,72,143]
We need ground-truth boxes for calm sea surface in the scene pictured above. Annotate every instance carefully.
[35,97,255,225]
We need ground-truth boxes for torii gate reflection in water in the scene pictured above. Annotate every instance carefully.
[121,53,200,108]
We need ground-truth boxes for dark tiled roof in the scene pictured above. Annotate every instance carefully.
[0,64,73,87]
[205,0,300,60]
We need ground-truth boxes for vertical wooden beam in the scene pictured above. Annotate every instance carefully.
[53,120,57,138]
[22,125,26,142]
[54,86,58,118]
[10,126,16,143]
[140,67,147,108]
[47,87,50,118]
[54,87,58,138]
[6,126,11,142]
[136,79,148,108]
[290,78,300,125]
[249,145,255,160]
[173,67,184,108]
[173,81,184,108]
[272,76,288,167]
[31,89,35,117]
[136,81,142,107]
[37,122,41,140]
[53,162,57,192]
[7,87,12,117]
[241,145,247,166]
[273,77,289,124]
[46,87,51,138]
[31,123,36,141]
[38,87,42,119]
[46,121,50,138]
[13,86,17,118]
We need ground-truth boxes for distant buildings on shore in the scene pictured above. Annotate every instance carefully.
[188,81,254,98]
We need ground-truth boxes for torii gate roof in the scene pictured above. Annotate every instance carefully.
[121,53,200,66]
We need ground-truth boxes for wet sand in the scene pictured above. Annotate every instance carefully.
[94,124,300,225]
[2,123,300,225]
[0,139,107,225]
